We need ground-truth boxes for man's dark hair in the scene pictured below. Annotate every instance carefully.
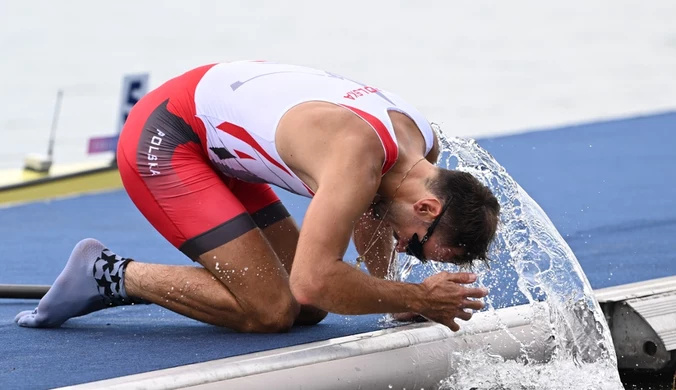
[426,169,500,265]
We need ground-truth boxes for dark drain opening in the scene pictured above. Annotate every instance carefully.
[643,340,658,356]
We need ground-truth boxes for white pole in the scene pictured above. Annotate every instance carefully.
[47,89,64,161]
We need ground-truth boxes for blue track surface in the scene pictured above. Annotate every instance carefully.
[482,112,676,288]
[1,112,675,389]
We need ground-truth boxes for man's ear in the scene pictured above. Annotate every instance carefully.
[413,198,443,221]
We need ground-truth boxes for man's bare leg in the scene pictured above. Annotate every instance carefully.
[260,216,328,325]
[125,226,299,332]
[17,227,299,333]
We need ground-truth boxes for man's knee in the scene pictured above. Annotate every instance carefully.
[240,293,300,333]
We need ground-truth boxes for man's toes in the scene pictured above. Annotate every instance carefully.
[14,309,37,324]
[15,309,58,328]
[15,310,39,327]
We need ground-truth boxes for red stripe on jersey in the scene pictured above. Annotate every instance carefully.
[216,121,292,176]
[302,183,315,196]
[235,150,255,160]
[338,104,398,174]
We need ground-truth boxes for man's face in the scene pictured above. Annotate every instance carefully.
[387,202,464,264]
[392,229,464,263]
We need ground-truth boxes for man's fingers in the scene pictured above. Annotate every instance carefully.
[445,272,477,284]
[462,299,485,311]
[447,319,460,332]
[456,310,473,321]
[464,286,489,298]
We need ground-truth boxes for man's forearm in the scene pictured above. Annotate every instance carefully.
[292,260,426,315]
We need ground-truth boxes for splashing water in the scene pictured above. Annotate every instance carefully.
[391,130,623,389]
[441,348,623,390]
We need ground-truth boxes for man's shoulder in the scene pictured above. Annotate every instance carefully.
[284,101,386,153]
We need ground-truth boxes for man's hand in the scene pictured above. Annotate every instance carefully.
[415,272,488,331]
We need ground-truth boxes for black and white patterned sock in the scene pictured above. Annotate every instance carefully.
[93,248,145,306]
